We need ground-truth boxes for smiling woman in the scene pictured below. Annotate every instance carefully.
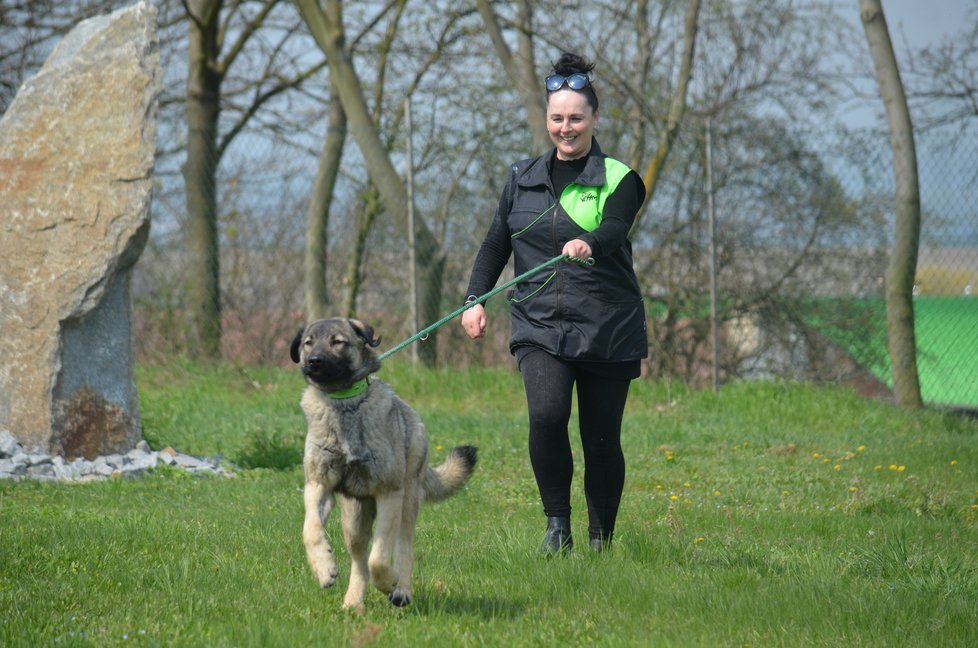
[460,52,649,557]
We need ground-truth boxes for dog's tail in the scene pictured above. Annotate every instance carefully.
[422,445,478,502]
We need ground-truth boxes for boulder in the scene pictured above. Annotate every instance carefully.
[0,3,161,458]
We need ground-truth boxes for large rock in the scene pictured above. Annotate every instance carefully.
[0,3,160,458]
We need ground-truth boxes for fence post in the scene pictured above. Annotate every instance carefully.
[404,98,418,364]
[706,116,719,393]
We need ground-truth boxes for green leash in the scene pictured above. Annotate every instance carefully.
[377,253,593,362]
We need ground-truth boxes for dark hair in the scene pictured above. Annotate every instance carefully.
[547,52,599,112]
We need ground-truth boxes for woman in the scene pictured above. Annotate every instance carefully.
[461,53,647,555]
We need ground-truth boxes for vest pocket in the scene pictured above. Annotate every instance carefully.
[508,274,556,304]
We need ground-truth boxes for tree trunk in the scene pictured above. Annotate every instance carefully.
[476,0,549,154]
[342,187,380,317]
[859,0,923,408]
[630,0,701,237]
[304,76,346,320]
[297,0,445,366]
[183,0,224,359]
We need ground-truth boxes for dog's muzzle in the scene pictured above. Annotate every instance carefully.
[302,354,347,382]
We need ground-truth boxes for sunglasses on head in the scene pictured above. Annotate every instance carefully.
[545,73,590,92]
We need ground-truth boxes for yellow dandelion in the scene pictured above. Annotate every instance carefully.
[849,486,858,492]
[714,490,722,496]
[812,452,821,458]
[834,464,842,471]
[897,465,906,472]
[857,445,866,452]
[889,464,898,471]
[782,489,790,495]
[670,495,679,501]
[875,465,883,470]
[683,481,691,488]
[950,460,958,466]
[695,536,705,543]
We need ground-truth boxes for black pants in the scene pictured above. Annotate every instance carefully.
[518,348,631,541]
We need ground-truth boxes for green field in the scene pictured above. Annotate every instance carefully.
[2,361,977,646]
[835,297,978,408]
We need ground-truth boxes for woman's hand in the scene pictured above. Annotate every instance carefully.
[461,303,487,339]
[563,239,592,263]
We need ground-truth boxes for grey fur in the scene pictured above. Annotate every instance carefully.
[291,318,477,612]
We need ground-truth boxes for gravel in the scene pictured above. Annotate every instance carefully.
[0,429,234,481]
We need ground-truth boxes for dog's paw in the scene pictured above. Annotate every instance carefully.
[342,599,366,615]
[388,589,412,607]
[315,564,339,589]
[368,563,398,594]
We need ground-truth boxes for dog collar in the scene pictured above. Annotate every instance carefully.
[327,378,369,399]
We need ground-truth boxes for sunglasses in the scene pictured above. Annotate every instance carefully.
[545,73,590,92]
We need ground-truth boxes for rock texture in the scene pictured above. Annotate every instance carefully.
[0,430,234,481]
[0,3,160,457]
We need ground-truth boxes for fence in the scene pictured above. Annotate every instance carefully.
[132,123,978,409]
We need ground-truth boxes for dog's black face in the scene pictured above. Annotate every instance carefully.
[290,318,382,392]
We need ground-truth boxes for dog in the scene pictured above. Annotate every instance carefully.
[290,317,477,613]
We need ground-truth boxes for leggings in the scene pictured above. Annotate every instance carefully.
[518,348,631,541]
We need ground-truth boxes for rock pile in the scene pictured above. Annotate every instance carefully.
[0,430,233,482]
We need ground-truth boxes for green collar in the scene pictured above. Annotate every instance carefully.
[327,378,369,400]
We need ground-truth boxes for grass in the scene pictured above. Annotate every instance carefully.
[818,297,978,408]
[2,361,977,646]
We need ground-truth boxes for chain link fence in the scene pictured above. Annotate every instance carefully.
[132,122,978,409]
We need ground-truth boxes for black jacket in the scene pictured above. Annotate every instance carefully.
[466,139,648,363]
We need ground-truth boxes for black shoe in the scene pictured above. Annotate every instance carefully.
[589,536,612,552]
[541,516,573,557]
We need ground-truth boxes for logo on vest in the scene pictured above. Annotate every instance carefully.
[580,193,597,203]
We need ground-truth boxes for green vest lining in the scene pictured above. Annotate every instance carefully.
[559,157,632,232]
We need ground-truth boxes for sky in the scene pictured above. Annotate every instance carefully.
[837,0,976,128]
[877,0,975,49]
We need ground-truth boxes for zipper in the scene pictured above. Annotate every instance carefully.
[550,185,566,355]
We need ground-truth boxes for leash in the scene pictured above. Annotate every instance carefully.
[377,253,593,361]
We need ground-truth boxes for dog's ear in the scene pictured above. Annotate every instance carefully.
[289,327,305,363]
[348,318,381,348]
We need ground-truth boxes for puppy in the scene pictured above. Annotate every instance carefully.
[290,317,477,612]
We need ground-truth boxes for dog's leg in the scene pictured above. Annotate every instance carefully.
[388,485,421,607]
[367,489,403,598]
[302,480,339,588]
[339,494,375,614]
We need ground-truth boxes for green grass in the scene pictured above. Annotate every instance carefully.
[910,297,978,407]
[811,297,978,408]
[2,362,978,646]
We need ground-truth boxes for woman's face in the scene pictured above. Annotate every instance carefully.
[546,90,598,160]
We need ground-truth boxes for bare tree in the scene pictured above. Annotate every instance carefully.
[903,14,978,132]
[304,76,346,320]
[179,0,328,358]
[0,0,125,114]
[859,0,923,408]
[295,0,449,366]
[630,0,701,235]
[475,0,548,153]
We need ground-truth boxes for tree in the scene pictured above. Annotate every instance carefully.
[630,0,701,235]
[475,0,548,154]
[859,0,923,408]
[177,0,328,358]
[903,14,978,132]
[0,0,124,114]
[295,0,448,366]
[304,76,346,320]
